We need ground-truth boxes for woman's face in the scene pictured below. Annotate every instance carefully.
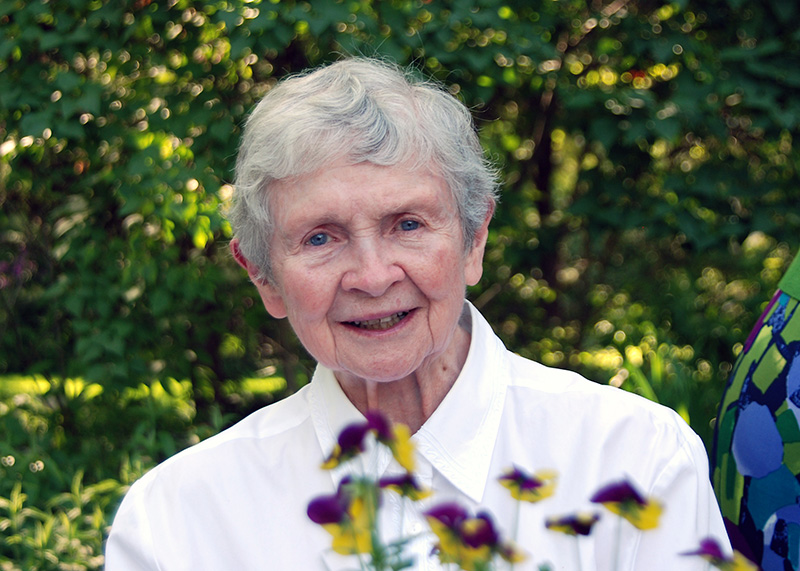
[251,161,489,385]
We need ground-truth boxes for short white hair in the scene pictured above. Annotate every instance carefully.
[229,57,499,282]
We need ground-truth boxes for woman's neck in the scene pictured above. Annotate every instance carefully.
[336,323,471,433]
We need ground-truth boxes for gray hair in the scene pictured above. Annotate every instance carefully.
[228,57,499,282]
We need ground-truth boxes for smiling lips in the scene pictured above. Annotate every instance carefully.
[347,311,410,331]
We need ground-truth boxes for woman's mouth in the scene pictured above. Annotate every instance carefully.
[347,311,409,331]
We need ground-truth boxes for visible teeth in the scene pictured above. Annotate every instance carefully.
[351,311,408,331]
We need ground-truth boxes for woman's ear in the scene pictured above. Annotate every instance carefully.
[230,239,288,319]
[230,239,256,276]
[465,202,494,287]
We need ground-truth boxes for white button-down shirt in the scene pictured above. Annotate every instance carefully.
[106,302,729,570]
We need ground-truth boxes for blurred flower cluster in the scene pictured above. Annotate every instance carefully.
[425,502,525,571]
[307,412,425,570]
[307,411,754,570]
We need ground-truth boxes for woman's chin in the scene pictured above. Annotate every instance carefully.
[332,358,424,387]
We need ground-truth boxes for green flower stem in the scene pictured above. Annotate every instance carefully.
[612,516,622,571]
[511,499,521,541]
[509,500,521,571]
[367,484,386,570]
[355,451,383,571]
[399,498,406,539]
[574,538,583,571]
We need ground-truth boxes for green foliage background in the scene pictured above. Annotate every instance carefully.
[1,0,799,567]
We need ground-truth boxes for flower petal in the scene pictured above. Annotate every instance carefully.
[365,410,392,440]
[425,502,469,529]
[460,513,499,548]
[325,521,373,555]
[590,478,662,530]
[545,512,601,536]
[730,551,760,571]
[307,494,347,525]
[379,473,432,501]
[338,422,370,453]
[680,537,758,571]
[624,498,662,530]
[321,422,372,469]
[388,423,416,472]
[498,540,528,564]
[498,466,558,503]
[590,480,646,505]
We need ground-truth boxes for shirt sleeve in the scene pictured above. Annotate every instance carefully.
[105,479,161,571]
[629,421,732,570]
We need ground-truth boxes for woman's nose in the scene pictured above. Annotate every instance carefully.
[340,240,404,297]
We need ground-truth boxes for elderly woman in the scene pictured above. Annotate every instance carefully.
[106,58,730,570]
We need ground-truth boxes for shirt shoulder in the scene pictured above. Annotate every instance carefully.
[127,383,317,493]
[468,304,702,457]
[503,350,703,455]
[106,384,334,570]
[498,350,714,516]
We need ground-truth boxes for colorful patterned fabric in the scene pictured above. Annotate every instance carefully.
[779,254,800,300]
[713,255,800,571]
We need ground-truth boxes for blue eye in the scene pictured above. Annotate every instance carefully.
[307,233,329,246]
[399,220,420,231]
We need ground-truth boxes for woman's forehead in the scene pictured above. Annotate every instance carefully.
[269,162,456,226]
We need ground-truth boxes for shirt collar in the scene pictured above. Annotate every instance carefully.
[414,302,509,502]
[307,364,367,484]
[308,301,510,502]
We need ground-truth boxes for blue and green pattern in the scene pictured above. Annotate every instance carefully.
[713,255,800,571]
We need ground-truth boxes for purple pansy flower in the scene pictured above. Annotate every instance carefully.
[590,479,662,530]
